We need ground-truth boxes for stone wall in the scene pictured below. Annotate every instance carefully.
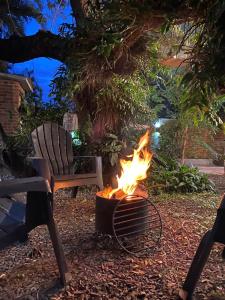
[185,127,224,160]
[0,124,12,179]
[0,79,24,135]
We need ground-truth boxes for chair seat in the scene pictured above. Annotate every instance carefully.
[54,173,97,181]
[53,173,99,191]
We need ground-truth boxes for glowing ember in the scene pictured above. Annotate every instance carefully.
[101,130,152,199]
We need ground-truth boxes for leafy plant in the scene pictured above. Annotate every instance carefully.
[91,133,124,168]
[157,120,182,159]
[6,75,74,157]
[0,0,44,37]
[77,132,124,185]
[149,159,215,194]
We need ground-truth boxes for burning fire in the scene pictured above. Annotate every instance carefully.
[101,130,152,199]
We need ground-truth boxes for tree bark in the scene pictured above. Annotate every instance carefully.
[0,30,74,63]
[70,0,86,23]
[181,126,188,164]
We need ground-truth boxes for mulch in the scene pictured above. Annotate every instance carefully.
[0,182,225,299]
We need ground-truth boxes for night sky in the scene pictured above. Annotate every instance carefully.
[12,4,73,101]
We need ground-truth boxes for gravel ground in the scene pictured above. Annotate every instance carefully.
[0,186,225,300]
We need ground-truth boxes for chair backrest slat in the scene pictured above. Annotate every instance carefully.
[32,128,43,158]
[31,123,74,176]
[59,126,69,174]
[43,123,59,175]
[65,129,73,174]
[51,123,64,175]
[32,126,54,174]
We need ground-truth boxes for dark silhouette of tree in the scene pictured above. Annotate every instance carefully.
[0,0,43,37]
[0,1,225,137]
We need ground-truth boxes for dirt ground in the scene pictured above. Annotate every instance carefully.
[0,176,225,300]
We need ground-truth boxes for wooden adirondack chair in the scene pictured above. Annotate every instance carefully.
[0,176,71,285]
[31,123,103,194]
[179,193,225,300]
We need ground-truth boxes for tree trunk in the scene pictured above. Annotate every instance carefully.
[181,126,188,164]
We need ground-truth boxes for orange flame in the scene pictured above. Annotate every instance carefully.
[102,130,152,199]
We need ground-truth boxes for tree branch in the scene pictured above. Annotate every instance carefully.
[70,0,86,25]
[0,30,74,63]
[0,6,197,65]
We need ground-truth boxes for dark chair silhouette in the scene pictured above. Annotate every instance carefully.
[0,175,71,285]
[31,122,103,193]
[179,194,225,300]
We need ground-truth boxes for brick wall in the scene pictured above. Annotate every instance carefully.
[185,127,224,159]
[0,79,24,135]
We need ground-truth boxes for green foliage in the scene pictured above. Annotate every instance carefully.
[149,159,215,194]
[121,126,148,148]
[50,2,225,139]
[6,76,73,155]
[176,1,225,124]
[5,0,225,130]
[51,62,153,139]
[94,74,151,131]
[142,63,183,119]
[50,3,167,138]
[141,60,225,160]
[0,0,44,37]
[90,133,124,169]
[157,120,182,159]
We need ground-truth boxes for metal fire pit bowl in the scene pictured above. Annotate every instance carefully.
[95,193,162,256]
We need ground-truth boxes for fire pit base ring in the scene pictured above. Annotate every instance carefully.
[96,193,162,256]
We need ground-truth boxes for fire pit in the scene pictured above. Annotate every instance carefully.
[96,193,148,236]
[95,130,162,256]
[96,193,162,255]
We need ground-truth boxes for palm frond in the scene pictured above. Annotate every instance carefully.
[0,0,44,37]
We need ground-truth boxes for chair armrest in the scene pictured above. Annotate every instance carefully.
[0,176,51,196]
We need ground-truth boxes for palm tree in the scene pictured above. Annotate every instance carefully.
[0,0,44,37]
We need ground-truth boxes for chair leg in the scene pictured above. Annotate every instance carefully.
[95,156,104,190]
[222,247,225,259]
[179,230,214,300]
[46,196,71,285]
[71,186,79,198]
[98,180,103,191]
[97,175,103,191]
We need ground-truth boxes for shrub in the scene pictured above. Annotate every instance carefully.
[157,120,182,159]
[149,159,215,193]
